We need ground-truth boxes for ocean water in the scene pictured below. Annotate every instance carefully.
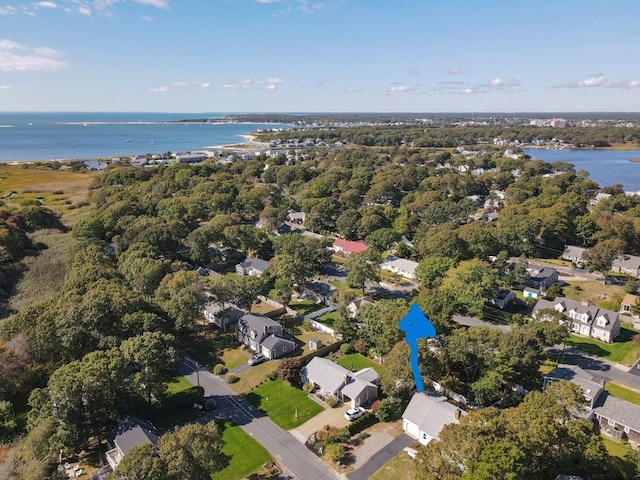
[522,148,640,192]
[0,112,285,162]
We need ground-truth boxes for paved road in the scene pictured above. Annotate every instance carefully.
[345,433,414,480]
[546,346,640,390]
[179,358,339,480]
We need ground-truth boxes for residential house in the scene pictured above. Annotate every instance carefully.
[620,293,640,329]
[301,356,378,408]
[235,257,269,277]
[562,245,588,265]
[347,296,375,318]
[528,267,559,292]
[545,365,640,448]
[491,289,516,309]
[402,392,465,446]
[543,365,604,410]
[202,302,244,330]
[590,192,611,206]
[593,393,640,448]
[612,254,640,278]
[523,287,541,299]
[380,256,419,280]
[236,313,296,360]
[533,297,621,343]
[106,416,159,471]
[332,239,369,256]
[287,211,306,225]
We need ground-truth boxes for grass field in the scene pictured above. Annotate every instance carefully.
[163,370,194,395]
[0,163,96,213]
[562,279,625,310]
[369,452,416,480]
[565,326,640,365]
[289,299,325,316]
[338,353,383,374]
[229,360,279,395]
[244,378,323,430]
[605,381,640,406]
[217,421,271,480]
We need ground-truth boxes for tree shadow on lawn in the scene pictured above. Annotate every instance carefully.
[179,330,239,370]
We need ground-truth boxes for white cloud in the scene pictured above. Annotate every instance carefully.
[489,78,503,87]
[464,88,475,94]
[266,77,284,84]
[201,82,211,88]
[33,1,58,8]
[448,67,462,74]
[0,84,12,89]
[266,84,277,90]
[557,74,607,88]
[608,79,640,89]
[0,39,68,72]
[389,85,412,92]
[141,14,152,21]
[150,85,169,92]
[77,5,91,16]
[134,0,169,9]
[345,87,363,93]
[222,83,239,89]
[0,6,17,15]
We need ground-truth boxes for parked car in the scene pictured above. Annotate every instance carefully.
[248,353,266,366]
[344,407,366,421]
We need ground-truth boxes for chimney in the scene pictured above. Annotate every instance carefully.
[263,326,268,337]
[343,374,350,386]
[581,300,590,307]
[454,408,462,421]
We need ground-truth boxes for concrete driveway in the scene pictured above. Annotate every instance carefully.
[290,402,352,442]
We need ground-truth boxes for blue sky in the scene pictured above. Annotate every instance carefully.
[0,0,639,113]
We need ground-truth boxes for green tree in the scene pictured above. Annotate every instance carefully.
[583,238,624,284]
[158,422,229,480]
[345,250,380,294]
[276,358,303,386]
[415,256,457,289]
[155,271,206,333]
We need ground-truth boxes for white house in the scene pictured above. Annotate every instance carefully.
[106,417,159,471]
[402,392,465,445]
[533,297,621,343]
[380,256,419,280]
[302,356,378,408]
[235,257,269,277]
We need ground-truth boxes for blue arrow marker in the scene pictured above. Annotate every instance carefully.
[398,304,436,392]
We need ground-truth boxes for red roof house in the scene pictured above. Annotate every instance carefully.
[332,239,369,255]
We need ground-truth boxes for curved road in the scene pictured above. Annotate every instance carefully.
[179,358,339,480]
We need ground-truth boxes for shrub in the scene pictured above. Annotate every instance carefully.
[276,357,303,385]
[167,386,204,409]
[375,397,404,422]
[212,364,227,375]
[345,412,378,435]
[340,343,355,355]
[325,395,339,408]
[303,382,314,393]
[325,442,347,463]
[226,373,239,384]
[353,340,370,355]
[266,370,278,381]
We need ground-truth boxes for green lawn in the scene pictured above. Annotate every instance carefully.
[316,311,336,328]
[605,382,640,406]
[565,326,640,364]
[289,299,325,316]
[369,452,416,480]
[163,371,194,395]
[244,378,323,430]
[216,421,271,480]
[603,437,634,459]
[338,353,383,374]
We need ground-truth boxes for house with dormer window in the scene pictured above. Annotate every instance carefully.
[533,297,620,343]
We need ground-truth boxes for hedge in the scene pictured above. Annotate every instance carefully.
[345,411,378,435]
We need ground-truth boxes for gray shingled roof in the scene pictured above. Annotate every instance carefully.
[109,416,159,456]
[594,392,640,432]
[304,357,350,394]
[260,334,295,351]
[402,392,465,440]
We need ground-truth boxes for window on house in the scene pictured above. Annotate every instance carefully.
[422,433,427,440]
[608,419,616,427]
[624,426,630,434]
[282,346,287,352]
